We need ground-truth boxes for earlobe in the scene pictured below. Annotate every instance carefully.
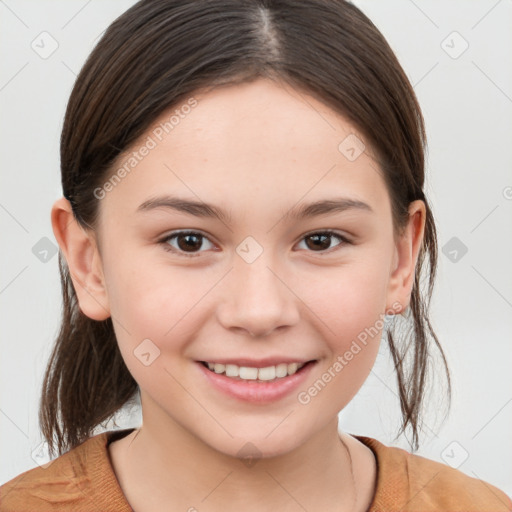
[51,197,111,321]
[386,200,426,315]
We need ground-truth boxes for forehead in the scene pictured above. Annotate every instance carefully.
[99,78,389,223]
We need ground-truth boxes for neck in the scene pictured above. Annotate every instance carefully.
[112,408,363,511]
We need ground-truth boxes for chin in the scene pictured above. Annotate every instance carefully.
[198,422,309,462]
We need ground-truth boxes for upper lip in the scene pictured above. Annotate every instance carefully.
[198,358,316,368]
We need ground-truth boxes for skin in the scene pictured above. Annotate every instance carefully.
[52,78,425,511]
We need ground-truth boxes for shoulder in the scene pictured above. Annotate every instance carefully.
[0,430,131,512]
[355,435,512,512]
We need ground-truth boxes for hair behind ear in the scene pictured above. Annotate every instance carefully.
[38,253,138,457]
[385,205,451,450]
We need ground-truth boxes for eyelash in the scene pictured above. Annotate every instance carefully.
[158,229,352,258]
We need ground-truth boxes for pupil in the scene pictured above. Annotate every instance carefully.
[179,234,201,251]
[308,234,329,250]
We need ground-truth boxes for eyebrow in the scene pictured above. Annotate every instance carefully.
[136,195,373,224]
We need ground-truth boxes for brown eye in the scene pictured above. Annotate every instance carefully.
[160,231,214,257]
[175,233,202,252]
[298,231,351,253]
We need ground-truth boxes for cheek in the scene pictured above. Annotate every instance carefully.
[104,258,214,356]
[104,267,196,395]
[295,258,390,406]
[304,253,391,340]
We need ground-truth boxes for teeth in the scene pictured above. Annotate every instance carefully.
[204,361,308,381]
[258,366,275,381]
[288,363,298,375]
[225,364,239,377]
[214,363,225,374]
[275,363,288,378]
[239,367,258,380]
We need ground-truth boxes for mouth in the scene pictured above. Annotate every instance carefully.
[196,359,318,403]
[199,360,316,382]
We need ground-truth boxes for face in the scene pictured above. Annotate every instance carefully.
[60,78,422,458]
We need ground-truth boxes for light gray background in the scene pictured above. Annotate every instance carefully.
[1,0,511,497]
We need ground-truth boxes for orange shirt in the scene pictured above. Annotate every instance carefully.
[1,428,510,511]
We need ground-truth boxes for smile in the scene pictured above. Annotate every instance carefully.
[201,361,308,381]
[197,359,317,403]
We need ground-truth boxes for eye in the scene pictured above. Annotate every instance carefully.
[159,231,215,258]
[296,230,351,254]
[158,229,351,258]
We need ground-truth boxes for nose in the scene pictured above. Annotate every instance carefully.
[216,252,300,338]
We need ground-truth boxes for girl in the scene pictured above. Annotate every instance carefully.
[1,0,510,510]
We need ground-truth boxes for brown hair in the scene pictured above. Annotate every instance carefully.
[40,0,450,458]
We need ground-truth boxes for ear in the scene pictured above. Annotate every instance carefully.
[385,200,426,315]
[51,197,111,321]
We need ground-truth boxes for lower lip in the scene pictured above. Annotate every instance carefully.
[197,361,316,404]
